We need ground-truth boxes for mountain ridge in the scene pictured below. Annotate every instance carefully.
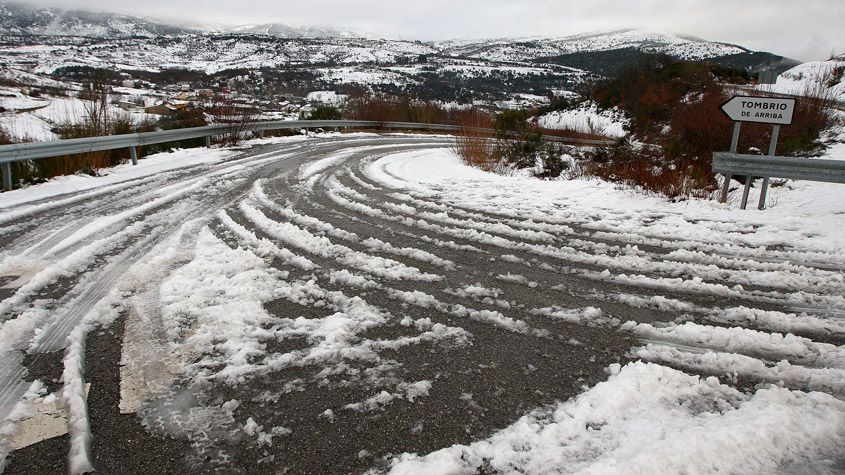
[0,2,800,108]
[0,1,787,65]
[0,2,362,39]
[0,2,191,37]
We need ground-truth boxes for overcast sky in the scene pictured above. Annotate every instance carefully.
[26,0,844,61]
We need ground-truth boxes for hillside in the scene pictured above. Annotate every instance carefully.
[759,56,845,101]
[0,4,805,143]
[444,29,747,62]
[0,2,189,37]
[0,3,794,75]
[0,2,358,39]
[0,26,794,101]
[228,23,363,39]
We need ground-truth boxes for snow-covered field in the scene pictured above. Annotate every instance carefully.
[0,90,160,142]
[0,132,843,473]
[0,36,439,76]
[758,57,845,101]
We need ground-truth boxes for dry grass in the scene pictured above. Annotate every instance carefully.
[453,112,508,173]
[344,95,411,123]
[583,146,715,198]
[8,85,149,186]
[537,127,613,143]
[46,92,129,178]
[343,94,487,127]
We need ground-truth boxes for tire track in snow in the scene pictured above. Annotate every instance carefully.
[2,137,455,468]
[4,135,845,474]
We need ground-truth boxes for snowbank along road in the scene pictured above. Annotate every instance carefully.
[1,134,844,474]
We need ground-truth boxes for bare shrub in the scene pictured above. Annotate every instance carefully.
[823,64,845,89]
[344,95,406,123]
[453,112,504,172]
[343,94,458,126]
[208,95,259,146]
[47,82,124,177]
[33,77,152,181]
[454,110,570,177]
[583,141,714,198]
[581,57,838,198]
[534,143,581,179]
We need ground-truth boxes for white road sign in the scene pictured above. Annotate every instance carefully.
[720,96,796,125]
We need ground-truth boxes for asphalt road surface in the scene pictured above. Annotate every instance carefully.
[1,134,843,474]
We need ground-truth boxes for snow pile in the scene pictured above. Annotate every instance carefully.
[389,362,845,474]
[239,201,441,282]
[632,344,845,396]
[157,223,464,389]
[535,102,629,138]
[529,306,619,327]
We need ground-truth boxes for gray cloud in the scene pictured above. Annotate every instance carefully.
[24,0,845,60]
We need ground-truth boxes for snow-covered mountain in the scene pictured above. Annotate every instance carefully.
[0,26,790,77]
[0,3,800,122]
[0,2,362,39]
[442,29,748,62]
[2,3,775,63]
[0,2,190,38]
[228,23,363,39]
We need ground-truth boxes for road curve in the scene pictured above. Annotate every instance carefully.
[0,134,843,473]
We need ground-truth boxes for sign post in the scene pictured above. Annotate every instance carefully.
[719,122,742,202]
[758,125,780,209]
[719,96,796,209]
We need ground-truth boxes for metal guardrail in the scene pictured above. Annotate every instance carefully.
[713,151,845,211]
[712,152,845,184]
[0,120,616,191]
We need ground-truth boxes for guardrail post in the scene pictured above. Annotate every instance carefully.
[758,125,780,210]
[719,122,741,203]
[205,135,212,148]
[129,146,138,166]
[1,162,11,191]
[739,176,753,209]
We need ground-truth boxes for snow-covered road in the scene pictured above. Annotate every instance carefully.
[1,134,844,473]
